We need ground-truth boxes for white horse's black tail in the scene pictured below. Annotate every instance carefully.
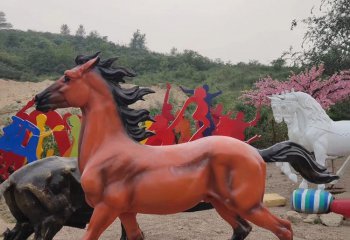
[258,141,339,184]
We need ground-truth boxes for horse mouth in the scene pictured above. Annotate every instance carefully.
[34,94,55,112]
[35,104,55,113]
[273,116,283,123]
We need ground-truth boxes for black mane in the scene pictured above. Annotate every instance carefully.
[75,52,155,142]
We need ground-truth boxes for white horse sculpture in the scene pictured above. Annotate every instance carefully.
[270,91,350,189]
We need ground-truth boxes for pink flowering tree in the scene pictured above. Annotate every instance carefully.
[240,65,350,109]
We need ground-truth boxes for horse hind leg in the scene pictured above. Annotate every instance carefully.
[210,199,252,240]
[119,213,144,240]
[3,222,34,240]
[241,204,292,240]
[37,216,64,240]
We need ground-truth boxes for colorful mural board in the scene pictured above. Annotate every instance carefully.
[0,84,260,181]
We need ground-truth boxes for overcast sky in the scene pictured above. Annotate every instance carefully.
[0,0,320,64]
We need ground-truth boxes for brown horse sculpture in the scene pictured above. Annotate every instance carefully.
[34,53,336,240]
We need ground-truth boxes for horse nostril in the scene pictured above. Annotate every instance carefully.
[35,92,49,104]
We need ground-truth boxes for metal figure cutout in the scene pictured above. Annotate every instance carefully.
[0,116,40,163]
[173,111,192,143]
[35,114,64,158]
[214,110,261,144]
[0,150,25,182]
[63,114,81,157]
[16,99,71,156]
[145,84,175,145]
[170,85,210,141]
[161,83,175,122]
[34,53,339,240]
[180,84,222,136]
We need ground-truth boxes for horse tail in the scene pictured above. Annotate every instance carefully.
[258,141,339,184]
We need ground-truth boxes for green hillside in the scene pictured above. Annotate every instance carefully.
[0,29,297,102]
[0,29,300,147]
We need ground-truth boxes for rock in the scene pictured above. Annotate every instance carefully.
[303,214,320,224]
[320,212,344,227]
[286,211,303,223]
[263,193,286,207]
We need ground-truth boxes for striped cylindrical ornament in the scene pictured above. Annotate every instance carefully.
[291,188,333,214]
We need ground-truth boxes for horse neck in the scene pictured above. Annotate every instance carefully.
[294,108,309,131]
[296,103,332,129]
[286,115,300,141]
[78,88,133,171]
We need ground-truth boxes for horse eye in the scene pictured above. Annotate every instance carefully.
[64,76,71,83]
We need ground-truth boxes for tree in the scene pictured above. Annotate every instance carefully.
[0,11,12,29]
[129,29,147,50]
[60,24,70,35]
[291,0,350,73]
[240,65,350,109]
[75,24,86,38]
[170,47,178,55]
[88,30,100,39]
[270,57,286,70]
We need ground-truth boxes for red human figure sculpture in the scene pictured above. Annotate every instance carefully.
[173,112,192,143]
[161,83,175,122]
[211,103,224,126]
[145,115,176,145]
[145,83,176,145]
[214,110,261,144]
[169,86,210,141]
[146,84,212,144]
[35,54,303,240]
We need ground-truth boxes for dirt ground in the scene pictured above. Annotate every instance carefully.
[0,79,349,239]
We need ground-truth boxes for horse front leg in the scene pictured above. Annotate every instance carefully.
[119,213,144,240]
[81,202,119,240]
[299,178,309,189]
[331,155,350,185]
[281,163,297,183]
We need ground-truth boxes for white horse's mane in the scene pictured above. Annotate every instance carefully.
[284,92,332,125]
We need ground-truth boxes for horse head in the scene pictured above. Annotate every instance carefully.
[35,53,101,112]
[35,52,154,142]
[269,96,284,123]
[281,91,332,127]
[269,95,294,124]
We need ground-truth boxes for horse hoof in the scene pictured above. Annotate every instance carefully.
[231,226,252,240]
[329,179,338,185]
[289,174,298,183]
[299,182,308,189]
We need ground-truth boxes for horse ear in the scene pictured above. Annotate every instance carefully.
[269,96,280,101]
[81,57,100,74]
